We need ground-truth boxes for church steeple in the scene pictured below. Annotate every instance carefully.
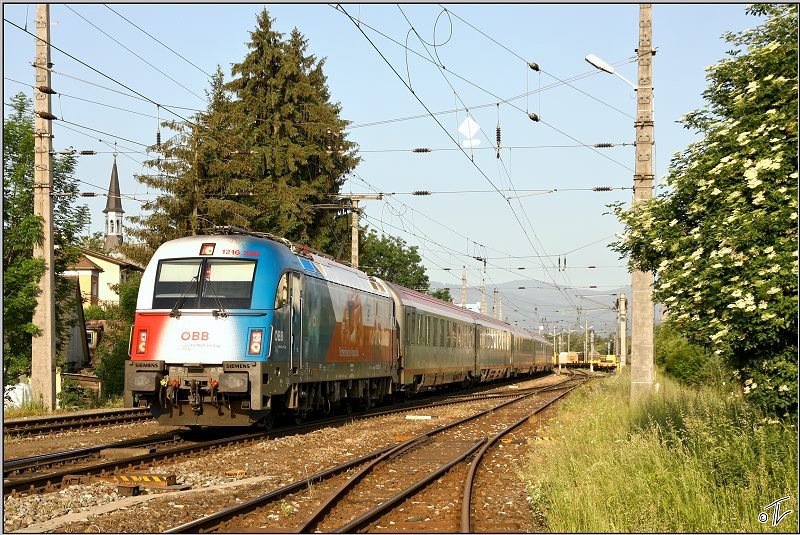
[103,155,124,251]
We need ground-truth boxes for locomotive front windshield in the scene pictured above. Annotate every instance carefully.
[152,258,257,310]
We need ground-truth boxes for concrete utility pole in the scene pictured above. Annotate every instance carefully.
[461,266,467,307]
[31,3,57,410]
[330,193,382,269]
[630,3,656,400]
[492,288,498,319]
[480,279,487,315]
[617,292,628,368]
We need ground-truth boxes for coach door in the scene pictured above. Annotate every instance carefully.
[290,272,302,371]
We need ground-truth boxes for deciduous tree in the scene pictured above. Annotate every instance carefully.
[3,93,90,384]
[359,228,430,291]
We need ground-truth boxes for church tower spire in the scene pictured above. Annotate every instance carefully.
[103,154,124,251]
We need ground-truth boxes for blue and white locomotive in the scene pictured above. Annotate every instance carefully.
[124,227,552,427]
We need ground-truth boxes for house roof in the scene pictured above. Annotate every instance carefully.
[71,255,104,272]
[80,248,144,270]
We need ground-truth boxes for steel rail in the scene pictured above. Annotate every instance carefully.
[2,430,266,496]
[460,380,584,531]
[331,381,586,533]
[4,408,152,436]
[2,387,531,497]
[333,439,487,534]
[3,432,182,476]
[166,392,540,533]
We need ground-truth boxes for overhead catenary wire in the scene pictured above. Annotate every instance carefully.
[63,5,208,103]
[331,6,632,176]
[338,4,579,306]
[349,171,619,263]
[440,4,636,120]
[5,75,161,120]
[359,142,632,153]
[103,4,213,79]
[393,6,579,307]
[4,17,199,127]
[347,57,636,130]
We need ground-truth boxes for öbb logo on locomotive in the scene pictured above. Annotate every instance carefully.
[180,331,209,341]
[124,228,553,428]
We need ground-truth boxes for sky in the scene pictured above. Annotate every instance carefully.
[3,3,760,335]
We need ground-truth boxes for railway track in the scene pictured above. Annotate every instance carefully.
[3,408,152,436]
[164,374,586,533]
[3,432,184,477]
[3,376,575,498]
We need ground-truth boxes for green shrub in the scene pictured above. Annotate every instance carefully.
[656,323,730,386]
[57,379,98,409]
[94,320,130,398]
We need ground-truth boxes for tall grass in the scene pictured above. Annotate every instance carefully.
[521,369,798,532]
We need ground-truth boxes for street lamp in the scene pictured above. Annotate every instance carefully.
[585,4,656,400]
[584,54,637,90]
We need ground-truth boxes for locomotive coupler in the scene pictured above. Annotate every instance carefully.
[189,379,202,414]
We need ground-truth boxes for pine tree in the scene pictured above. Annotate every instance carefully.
[130,10,359,260]
[224,10,359,251]
[127,66,260,263]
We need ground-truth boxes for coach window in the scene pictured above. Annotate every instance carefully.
[425,316,430,344]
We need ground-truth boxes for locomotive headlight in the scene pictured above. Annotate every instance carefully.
[218,372,249,393]
[131,372,159,392]
[136,329,149,354]
[248,329,264,355]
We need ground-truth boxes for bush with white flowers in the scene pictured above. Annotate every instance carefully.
[612,5,798,417]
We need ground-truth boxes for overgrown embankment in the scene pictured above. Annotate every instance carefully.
[521,369,798,532]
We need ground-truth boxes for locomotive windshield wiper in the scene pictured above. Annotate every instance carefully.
[169,276,199,318]
[203,277,228,318]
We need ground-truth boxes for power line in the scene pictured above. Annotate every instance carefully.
[359,142,631,153]
[103,4,213,78]
[58,119,150,148]
[51,68,205,111]
[56,122,148,168]
[393,5,583,308]
[347,59,636,130]
[63,5,208,103]
[398,7,579,306]
[74,177,147,204]
[4,17,197,126]
[5,75,161,120]
[440,5,636,119]
[332,5,632,172]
